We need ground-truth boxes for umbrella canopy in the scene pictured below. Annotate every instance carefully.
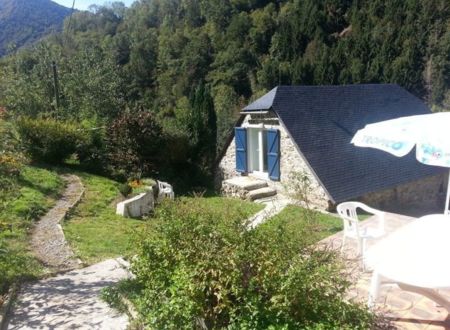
[352,112,450,214]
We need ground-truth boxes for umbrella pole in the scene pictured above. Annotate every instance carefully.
[445,169,450,215]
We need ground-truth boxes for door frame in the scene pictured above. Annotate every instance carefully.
[244,124,268,179]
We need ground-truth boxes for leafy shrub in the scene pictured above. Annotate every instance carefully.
[131,199,374,329]
[106,110,165,180]
[16,117,86,164]
[118,183,132,197]
[0,117,24,206]
[76,123,108,173]
[101,286,128,314]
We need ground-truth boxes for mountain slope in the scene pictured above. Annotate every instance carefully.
[0,0,72,56]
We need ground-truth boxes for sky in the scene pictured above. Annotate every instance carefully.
[52,0,136,11]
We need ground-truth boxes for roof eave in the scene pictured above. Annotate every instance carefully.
[239,110,269,114]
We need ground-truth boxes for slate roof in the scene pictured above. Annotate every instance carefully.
[242,84,446,203]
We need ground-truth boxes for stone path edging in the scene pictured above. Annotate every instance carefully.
[248,195,290,228]
[31,174,85,271]
[0,285,18,330]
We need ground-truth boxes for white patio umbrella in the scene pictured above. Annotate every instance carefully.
[351,112,450,214]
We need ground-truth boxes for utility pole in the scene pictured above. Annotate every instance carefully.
[52,61,60,112]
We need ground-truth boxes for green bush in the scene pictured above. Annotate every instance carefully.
[131,199,374,329]
[106,110,165,180]
[76,123,108,173]
[17,117,86,164]
[118,183,132,197]
[0,117,24,207]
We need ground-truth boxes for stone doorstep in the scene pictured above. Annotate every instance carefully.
[223,177,268,191]
[247,187,277,201]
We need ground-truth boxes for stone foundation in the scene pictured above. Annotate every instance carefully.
[359,173,448,216]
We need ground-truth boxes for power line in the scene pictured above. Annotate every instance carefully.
[54,1,75,117]
[66,0,76,34]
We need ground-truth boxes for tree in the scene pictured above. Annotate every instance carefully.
[0,0,449,187]
[189,84,217,171]
[106,110,165,180]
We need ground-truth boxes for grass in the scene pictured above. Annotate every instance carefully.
[178,195,264,216]
[0,165,64,296]
[62,172,144,264]
[260,205,343,242]
[63,172,264,264]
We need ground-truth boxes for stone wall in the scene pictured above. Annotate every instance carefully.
[267,117,330,209]
[359,172,448,216]
[216,113,331,209]
[216,133,236,184]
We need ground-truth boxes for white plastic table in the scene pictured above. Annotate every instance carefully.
[366,214,450,311]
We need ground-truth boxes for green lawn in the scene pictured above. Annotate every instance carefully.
[63,173,264,264]
[260,205,343,242]
[0,165,64,295]
[177,195,264,217]
[63,172,144,264]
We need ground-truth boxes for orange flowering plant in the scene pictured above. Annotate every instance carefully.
[128,179,142,189]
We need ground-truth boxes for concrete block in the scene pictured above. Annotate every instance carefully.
[116,191,154,218]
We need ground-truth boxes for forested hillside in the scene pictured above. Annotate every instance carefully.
[0,0,72,56]
[0,0,449,187]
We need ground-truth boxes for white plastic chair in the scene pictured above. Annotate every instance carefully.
[157,180,174,203]
[336,202,385,264]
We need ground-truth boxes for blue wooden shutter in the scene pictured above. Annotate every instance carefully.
[235,127,247,173]
[267,129,280,181]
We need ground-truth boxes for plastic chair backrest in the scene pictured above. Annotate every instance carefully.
[157,180,174,200]
[337,202,361,237]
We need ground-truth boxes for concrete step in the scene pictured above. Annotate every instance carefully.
[254,196,278,204]
[224,177,268,191]
[247,187,277,201]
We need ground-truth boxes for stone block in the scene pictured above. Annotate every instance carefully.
[116,191,154,218]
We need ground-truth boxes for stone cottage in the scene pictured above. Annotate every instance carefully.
[216,84,447,213]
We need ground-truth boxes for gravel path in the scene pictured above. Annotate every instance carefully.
[5,175,131,329]
[31,174,84,270]
[6,258,131,330]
